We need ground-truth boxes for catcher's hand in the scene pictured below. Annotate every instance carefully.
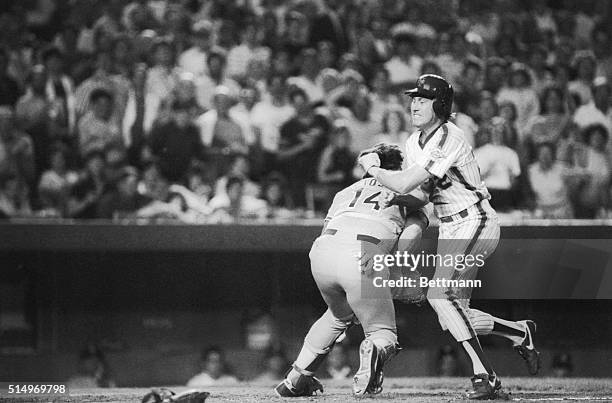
[389,265,427,306]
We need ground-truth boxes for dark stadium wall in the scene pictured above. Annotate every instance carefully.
[1,224,612,383]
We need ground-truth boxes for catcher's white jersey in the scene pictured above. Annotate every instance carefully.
[325,178,409,240]
[404,122,490,217]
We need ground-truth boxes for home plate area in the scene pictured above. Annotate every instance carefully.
[4,377,612,402]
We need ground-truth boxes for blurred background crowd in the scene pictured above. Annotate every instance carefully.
[1,0,612,221]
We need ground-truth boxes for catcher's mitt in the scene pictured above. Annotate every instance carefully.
[142,388,210,403]
[389,264,427,306]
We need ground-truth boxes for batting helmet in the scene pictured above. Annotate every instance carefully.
[358,143,403,172]
[405,74,454,121]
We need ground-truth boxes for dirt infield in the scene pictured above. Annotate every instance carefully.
[3,377,612,402]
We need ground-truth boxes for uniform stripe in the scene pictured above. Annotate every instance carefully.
[451,167,485,201]
[451,299,476,338]
[419,123,445,148]
[436,124,449,148]
[465,203,488,255]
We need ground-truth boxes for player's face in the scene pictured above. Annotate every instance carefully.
[410,96,435,128]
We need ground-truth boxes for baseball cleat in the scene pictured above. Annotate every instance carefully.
[353,339,379,397]
[514,320,541,375]
[274,375,323,397]
[467,373,509,400]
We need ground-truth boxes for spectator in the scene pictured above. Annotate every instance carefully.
[185,163,215,204]
[436,344,462,377]
[187,346,240,387]
[261,172,294,218]
[0,172,32,219]
[524,86,571,162]
[226,19,270,81]
[496,63,540,138]
[527,44,555,96]
[214,154,260,200]
[317,41,338,71]
[103,143,129,186]
[252,348,290,383]
[38,146,78,217]
[0,107,36,188]
[195,48,240,111]
[278,87,329,207]
[483,57,507,95]
[369,66,400,127]
[435,32,466,84]
[67,344,116,388]
[343,94,380,154]
[288,48,323,104]
[171,72,204,120]
[592,24,612,84]
[96,166,150,219]
[326,69,365,112]
[455,57,485,112]
[250,75,295,173]
[67,150,106,219]
[385,31,422,88]
[497,101,520,150]
[208,176,267,222]
[78,89,122,158]
[145,40,179,129]
[573,124,611,218]
[280,11,310,74]
[317,119,354,210]
[74,51,126,126]
[473,92,498,148]
[179,20,213,78]
[573,77,612,138]
[229,86,259,152]
[528,142,574,218]
[136,163,191,220]
[474,118,521,212]
[15,65,54,176]
[42,47,76,138]
[569,50,597,106]
[0,48,20,107]
[551,353,573,378]
[150,99,203,182]
[196,86,247,172]
[374,105,411,149]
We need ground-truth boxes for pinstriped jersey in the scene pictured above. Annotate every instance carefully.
[325,178,409,238]
[404,122,490,217]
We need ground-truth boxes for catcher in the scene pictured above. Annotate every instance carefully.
[274,143,430,398]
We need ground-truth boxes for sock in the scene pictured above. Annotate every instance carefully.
[469,309,526,345]
[461,337,494,376]
[491,318,526,345]
[293,344,325,375]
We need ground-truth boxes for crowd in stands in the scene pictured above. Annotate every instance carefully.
[1,0,612,221]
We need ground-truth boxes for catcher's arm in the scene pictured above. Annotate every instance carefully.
[389,187,429,211]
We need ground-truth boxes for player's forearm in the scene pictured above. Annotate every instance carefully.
[369,165,430,194]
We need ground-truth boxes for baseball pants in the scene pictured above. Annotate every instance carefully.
[427,199,500,342]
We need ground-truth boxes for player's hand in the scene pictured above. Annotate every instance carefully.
[379,189,396,209]
[358,152,380,174]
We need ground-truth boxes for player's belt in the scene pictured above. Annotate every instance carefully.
[323,228,381,245]
[439,200,483,223]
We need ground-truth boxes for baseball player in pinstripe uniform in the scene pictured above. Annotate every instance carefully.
[275,143,430,398]
[359,74,541,399]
